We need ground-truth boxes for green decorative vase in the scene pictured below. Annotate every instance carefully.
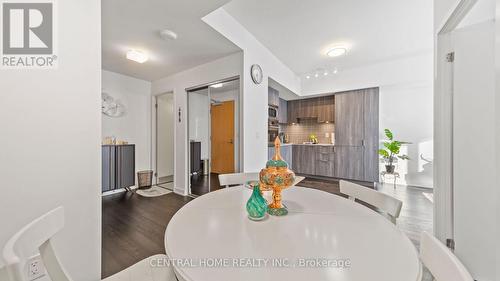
[246,185,268,221]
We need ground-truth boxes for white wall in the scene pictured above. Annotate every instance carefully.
[0,0,101,280]
[379,82,434,188]
[157,93,174,178]
[151,52,243,195]
[102,70,152,179]
[203,7,301,173]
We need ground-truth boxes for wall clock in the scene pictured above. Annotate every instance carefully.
[250,64,263,84]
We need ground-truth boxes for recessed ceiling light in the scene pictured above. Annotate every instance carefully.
[333,68,338,74]
[314,73,319,78]
[126,50,148,63]
[160,29,178,40]
[211,83,223,88]
[306,75,311,79]
[323,71,328,76]
[327,47,347,57]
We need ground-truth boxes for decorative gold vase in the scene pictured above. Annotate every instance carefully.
[259,137,295,216]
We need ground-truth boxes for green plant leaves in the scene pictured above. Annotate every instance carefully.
[384,129,393,140]
[378,149,389,158]
[380,129,411,162]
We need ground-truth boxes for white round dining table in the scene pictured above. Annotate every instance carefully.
[165,186,422,281]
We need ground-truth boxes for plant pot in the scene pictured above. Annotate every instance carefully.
[385,165,395,174]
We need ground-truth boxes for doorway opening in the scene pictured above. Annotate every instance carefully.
[187,77,240,196]
[155,92,175,189]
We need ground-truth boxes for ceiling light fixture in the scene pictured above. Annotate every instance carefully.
[211,83,223,88]
[323,71,328,76]
[126,50,148,63]
[327,47,347,57]
[306,75,311,79]
[333,68,338,74]
[160,29,178,40]
[314,73,319,78]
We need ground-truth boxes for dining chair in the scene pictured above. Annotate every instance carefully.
[218,172,259,188]
[0,207,176,281]
[339,180,402,224]
[420,232,474,281]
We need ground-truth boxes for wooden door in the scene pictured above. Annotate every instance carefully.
[211,101,235,174]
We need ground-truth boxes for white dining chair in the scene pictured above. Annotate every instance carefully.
[339,180,403,224]
[0,207,176,281]
[218,172,259,188]
[420,232,474,281]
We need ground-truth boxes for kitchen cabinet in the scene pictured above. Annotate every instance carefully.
[334,146,364,180]
[287,99,298,123]
[287,95,334,123]
[268,87,279,107]
[292,145,316,175]
[315,146,335,177]
[333,88,379,182]
[278,98,288,124]
[362,88,380,182]
[335,91,364,146]
[102,144,135,192]
[317,95,335,123]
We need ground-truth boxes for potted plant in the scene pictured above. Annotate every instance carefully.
[378,129,410,173]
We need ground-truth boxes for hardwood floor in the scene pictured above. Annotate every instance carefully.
[101,191,192,278]
[189,173,223,196]
[102,178,433,280]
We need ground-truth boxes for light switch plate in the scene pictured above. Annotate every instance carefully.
[27,254,46,281]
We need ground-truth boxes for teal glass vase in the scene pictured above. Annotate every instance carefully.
[246,185,268,221]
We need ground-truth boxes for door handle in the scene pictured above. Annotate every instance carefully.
[229,139,233,144]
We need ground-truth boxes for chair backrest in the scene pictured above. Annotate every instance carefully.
[339,180,402,224]
[420,232,474,281]
[218,172,259,188]
[1,207,73,281]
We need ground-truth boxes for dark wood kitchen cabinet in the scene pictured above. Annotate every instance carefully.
[315,146,335,177]
[317,95,335,123]
[287,95,334,123]
[333,88,379,182]
[102,144,135,192]
[278,98,288,124]
[292,145,316,175]
[335,92,365,146]
[334,146,364,180]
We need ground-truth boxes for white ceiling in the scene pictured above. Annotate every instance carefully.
[102,0,240,81]
[224,0,433,76]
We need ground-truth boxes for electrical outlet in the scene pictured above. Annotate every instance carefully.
[27,255,46,281]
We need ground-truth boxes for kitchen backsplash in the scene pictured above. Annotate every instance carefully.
[280,119,335,144]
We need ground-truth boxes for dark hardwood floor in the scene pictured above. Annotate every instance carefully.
[102,178,433,280]
[189,172,223,196]
[101,191,192,278]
